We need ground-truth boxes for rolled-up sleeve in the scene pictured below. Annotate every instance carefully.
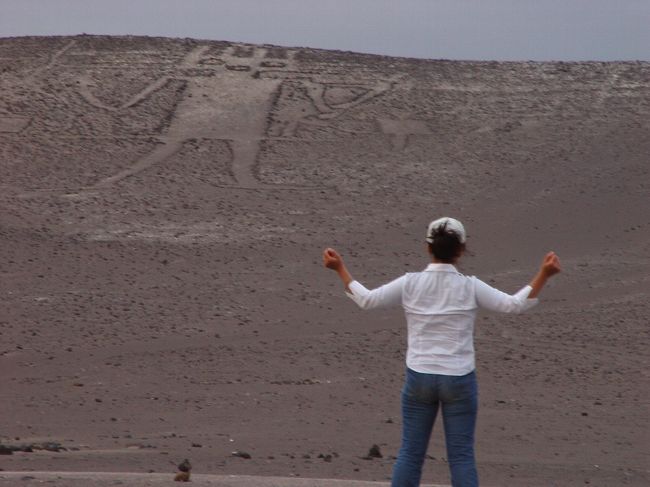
[474,278,538,314]
[346,275,405,310]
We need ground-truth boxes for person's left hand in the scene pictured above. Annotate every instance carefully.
[540,251,561,277]
[323,248,343,271]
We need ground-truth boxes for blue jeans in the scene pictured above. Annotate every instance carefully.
[391,368,479,487]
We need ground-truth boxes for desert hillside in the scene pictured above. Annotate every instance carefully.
[1,36,649,486]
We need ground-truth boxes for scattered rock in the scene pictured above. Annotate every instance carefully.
[232,450,251,459]
[1,441,66,453]
[361,444,383,460]
[317,453,332,462]
[174,471,190,482]
[174,459,191,482]
[39,442,66,452]
[367,444,382,458]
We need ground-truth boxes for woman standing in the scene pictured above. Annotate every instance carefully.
[323,217,561,487]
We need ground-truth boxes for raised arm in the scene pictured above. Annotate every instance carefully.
[475,251,561,313]
[323,247,353,291]
[322,247,403,309]
[528,251,561,298]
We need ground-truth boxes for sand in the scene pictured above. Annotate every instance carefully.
[0,471,447,487]
[0,35,648,486]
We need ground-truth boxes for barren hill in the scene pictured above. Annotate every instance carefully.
[1,36,648,486]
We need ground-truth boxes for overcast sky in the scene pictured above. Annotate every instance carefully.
[2,0,649,61]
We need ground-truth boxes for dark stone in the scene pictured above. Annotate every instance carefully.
[362,444,383,460]
[232,450,251,459]
[40,442,66,452]
[0,445,13,455]
[368,444,382,458]
[174,471,190,482]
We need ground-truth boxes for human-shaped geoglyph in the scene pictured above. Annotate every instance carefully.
[78,43,402,188]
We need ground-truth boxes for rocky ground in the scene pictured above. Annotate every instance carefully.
[0,35,649,486]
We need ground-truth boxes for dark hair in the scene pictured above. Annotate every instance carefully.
[427,222,465,263]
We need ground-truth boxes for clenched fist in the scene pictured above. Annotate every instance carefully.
[323,248,344,271]
[540,251,561,277]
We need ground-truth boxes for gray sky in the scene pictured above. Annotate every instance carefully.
[2,0,649,61]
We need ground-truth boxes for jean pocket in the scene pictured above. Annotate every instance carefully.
[404,370,436,403]
[447,372,477,402]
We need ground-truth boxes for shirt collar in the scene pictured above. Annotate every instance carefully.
[424,263,458,272]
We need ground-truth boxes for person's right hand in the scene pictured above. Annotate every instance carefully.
[541,251,561,277]
[323,248,343,271]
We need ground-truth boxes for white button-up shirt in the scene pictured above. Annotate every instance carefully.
[346,263,538,376]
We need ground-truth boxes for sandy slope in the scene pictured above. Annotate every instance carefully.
[0,36,648,486]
